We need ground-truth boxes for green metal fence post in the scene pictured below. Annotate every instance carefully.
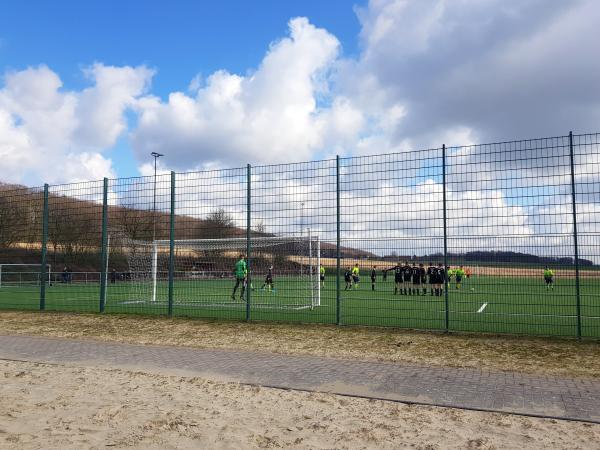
[99,178,109,313]
[568,132,582,339]
[442,145,449,332]
[168,171,176,317]
[40,184,49,311]
[336,156,341,325]
[246,163,251,321]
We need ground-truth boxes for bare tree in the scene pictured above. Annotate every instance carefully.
[0,188,30,248]
[198,208,235,239]
[254,220,266,234]
[47,198,88,267]
[110,205,154,241]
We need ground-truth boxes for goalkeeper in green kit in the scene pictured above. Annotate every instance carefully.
[231,254,248,301]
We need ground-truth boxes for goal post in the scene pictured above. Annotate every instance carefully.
[114,235,321,309]
[0,264,51,288]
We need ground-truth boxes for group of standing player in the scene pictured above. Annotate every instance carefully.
[342,261,455,296]
[230,253,472,302]
[380,262,448,296]
[231,254,556,302]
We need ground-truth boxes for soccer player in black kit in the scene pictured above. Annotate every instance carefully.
[383,261,404,295]
[413,263,426,295]
[426,262,435,296]
[402,261,412,295]
[344,267,353,290]
[370,266,377,291]
[260,265,274,292]
[434,263,446,296]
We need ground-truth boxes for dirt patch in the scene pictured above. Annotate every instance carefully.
[1,311,599,379]
[2,360,599,450]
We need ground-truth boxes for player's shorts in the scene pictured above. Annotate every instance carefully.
[345,276,352,283]
[320,275,325,281]
[403,276,412,283]
[421,277,427,284]
[456,276,462,283]
[394,274,403,283]
[352,276,360,283]
[265,275,273,284]
[545,277,553,284]
[412,277,421,285]
[370,276,376,282]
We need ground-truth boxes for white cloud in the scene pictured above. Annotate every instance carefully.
[131,17,358,170]
[0,63,153,184]
[349,0,600,145]
[2,4,599,262]
[75,63,154,149]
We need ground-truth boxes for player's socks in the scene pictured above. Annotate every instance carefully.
[394,287,397,295]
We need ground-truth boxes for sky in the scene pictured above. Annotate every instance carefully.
[1,0,599,261]
[1,0,599,185]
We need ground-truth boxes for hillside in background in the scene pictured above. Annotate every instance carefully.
[0,183,375,271]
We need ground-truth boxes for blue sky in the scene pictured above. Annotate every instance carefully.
[1,0,599,261]
[0,0,365,179]
[0,0,363,96]
[1,0,599,186]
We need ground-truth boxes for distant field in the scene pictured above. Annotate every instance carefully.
[0,274,598,338]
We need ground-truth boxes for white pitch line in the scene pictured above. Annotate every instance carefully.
[477,303,488,313]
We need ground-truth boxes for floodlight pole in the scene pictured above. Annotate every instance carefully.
[151,152,164,242]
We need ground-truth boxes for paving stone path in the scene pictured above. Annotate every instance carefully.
[1,334,599,423]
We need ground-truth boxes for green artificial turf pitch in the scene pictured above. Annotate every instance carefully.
[0,275,598,338]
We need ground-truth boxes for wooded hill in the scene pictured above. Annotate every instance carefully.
[0,183,374,271]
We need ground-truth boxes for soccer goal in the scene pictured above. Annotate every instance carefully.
[111,234,321,310]
[0,264,51,288]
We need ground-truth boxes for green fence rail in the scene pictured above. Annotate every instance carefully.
[1,132,599,339]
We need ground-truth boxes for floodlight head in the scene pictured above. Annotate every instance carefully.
[151,152,164,158]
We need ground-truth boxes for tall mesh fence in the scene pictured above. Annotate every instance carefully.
[0,185,44,310]
[45,181,105,313]
[573,133,600,338]
[105,174,172,315]
[0,132,598,338]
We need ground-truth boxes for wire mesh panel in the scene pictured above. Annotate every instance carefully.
[574,133,600,338]
[44,181,105,312]
[1,132,599,339]
[104,174,172,315]
[339,151,446,329]
[445,137,578,336]
[168,167,247,320]
[0,185,45,310]
[251,160,337,324]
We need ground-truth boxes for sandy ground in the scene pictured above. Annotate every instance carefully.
[1,311,599,379]
[1,360,599,450]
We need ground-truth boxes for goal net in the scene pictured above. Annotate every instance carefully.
[110,235,321,310]
[0,264,51,288]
